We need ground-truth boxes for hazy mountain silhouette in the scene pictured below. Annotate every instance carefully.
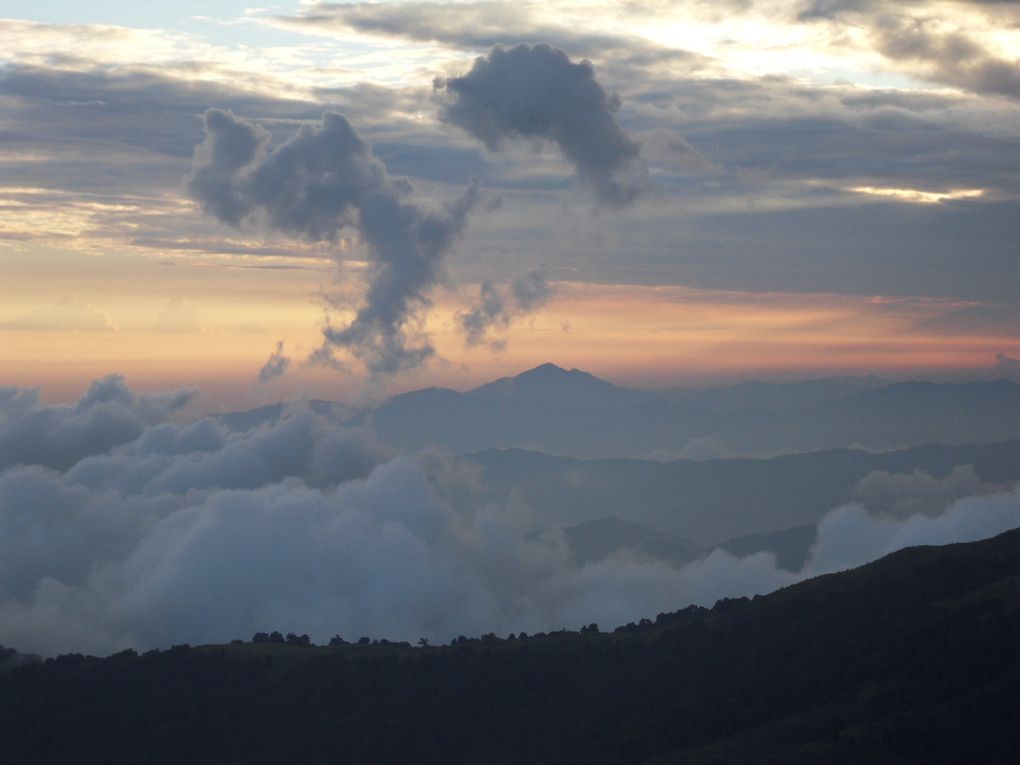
[663,375,887,413]
[366,364,1020,457]
[213,365,1020,459]
[465,439,1020,545]
[471,363,648,410]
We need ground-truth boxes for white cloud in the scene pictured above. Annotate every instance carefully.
[3,295,117,332]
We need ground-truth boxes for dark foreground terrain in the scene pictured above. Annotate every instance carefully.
[3,529,1020,764]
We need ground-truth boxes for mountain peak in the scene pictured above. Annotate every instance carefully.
[468,363,646,410]
[515,362,590,382]
[525,362,569,375]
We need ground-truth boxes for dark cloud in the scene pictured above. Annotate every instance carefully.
[871,15,1020,100]
[800,0,1020,20]
[279,1,693,63]
[437,44,647,207]
[460,270,552,347]
[649,201,1020,301]
[258,340,291,383]
[5,40,1020,307]
[188,109,269,226]
[793,2,1020,100]
[188,109,480,376]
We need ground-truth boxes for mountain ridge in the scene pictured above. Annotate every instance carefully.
[3,528,1019,763]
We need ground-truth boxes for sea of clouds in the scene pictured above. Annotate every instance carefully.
[2,376,1018,656]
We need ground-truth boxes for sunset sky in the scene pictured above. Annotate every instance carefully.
[2,0,1019,407]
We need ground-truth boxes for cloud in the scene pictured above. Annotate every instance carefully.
[869,14,1020,100]
[0,376,194,472]
[460,270,552,347]
[437,44,647,207]
[274,1,692,63]
[802,489,1020,576]
[850,464,1005,518]
[5,47,1020,306]
[188,108,480,377]
[258,340,291,383]
[796,2,1020,100]
[996,352,1020,379]
[152,298,205,333]
[799,0,1020,22]
[2,296,116,332]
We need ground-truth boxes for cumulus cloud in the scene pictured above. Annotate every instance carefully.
[258,340,291,383]
[0,376,194,472]
[851,464,1005,518]
[188,109,479,377]
[3,296,117,332]
[801,490,1020,576]
[437,44,647,207]
[460,270,552,347]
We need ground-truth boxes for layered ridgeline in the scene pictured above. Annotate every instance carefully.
[221,363,1020,458]
[361,363,1020,457]
[2,529,1019,764]
[475,439,1020,548]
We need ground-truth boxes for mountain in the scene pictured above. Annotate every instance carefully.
[470,363,649,410]
[3,529,1019,763]
[0,645,38,676]
[664,375,887,413]
[718,524,818,571]
[367,364,1020,458]
[210,366,1020,459]
[464,439,1020,546]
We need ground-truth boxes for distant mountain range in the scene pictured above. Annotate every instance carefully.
[214,364,1020,556]
[467,438,1020,547]
[364,364,1020,458]
[4,528,1019,763]
[217,364,1020,460]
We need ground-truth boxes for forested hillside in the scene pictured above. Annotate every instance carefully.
[3,529,1019,764]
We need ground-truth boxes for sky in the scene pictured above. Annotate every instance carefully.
[2,0,1020,406]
